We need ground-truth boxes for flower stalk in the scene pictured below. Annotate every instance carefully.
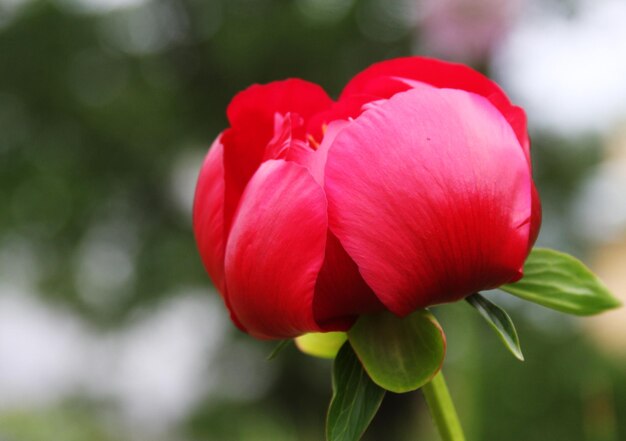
[422,371,466,441]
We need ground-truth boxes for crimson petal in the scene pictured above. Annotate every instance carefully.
[222,79,333,235]
[340,56,530,160]
[193,137,245,330]
[224,160,327,339]
[325,87,533,315]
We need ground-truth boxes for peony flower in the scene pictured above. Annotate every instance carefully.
[193,57,541,340]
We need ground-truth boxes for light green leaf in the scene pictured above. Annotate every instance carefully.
[326,343,385,441]
[501,248,621,316]
[466,293,524,361]
[295,332,347,359]
[347,310,446,393]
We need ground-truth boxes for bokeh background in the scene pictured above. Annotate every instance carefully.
[1,0,626,439]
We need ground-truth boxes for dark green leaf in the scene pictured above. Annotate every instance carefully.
[326,343,386,441]
[266,339,292,361]
[501,248,621,316]
[466,293,524,361]
[348,310,446,393]
[295,332,347,359]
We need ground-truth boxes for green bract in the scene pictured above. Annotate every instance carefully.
[347,310,446,393]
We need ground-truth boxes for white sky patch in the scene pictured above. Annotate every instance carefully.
[0,284,229,434]
[0,289,92,409]
[573,162,626,242]
[493,0,626,136]
[97,291,227,432]
[572,129,626,242]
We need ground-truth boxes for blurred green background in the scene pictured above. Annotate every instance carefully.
[1,0,626,440]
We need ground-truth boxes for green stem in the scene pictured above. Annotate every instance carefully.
[422,371,467,441]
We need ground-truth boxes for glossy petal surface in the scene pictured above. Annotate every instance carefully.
[192,137,246,330]
[528,182,542,252]
[325,87,532,315]
[224,160,327,339]
[340,56,530,158]
[313,232,384,330]
[193,137,227,295]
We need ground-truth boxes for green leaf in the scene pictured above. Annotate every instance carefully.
[501,248,621,316]
[347,310,446,393]
[466,293,524,361]
[295,332,347,359]
[266,339,292,361]
[326,343,386,441]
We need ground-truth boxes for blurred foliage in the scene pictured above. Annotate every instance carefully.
[0,0,623,440]
[0,0,412,326]
[0,406,114,441]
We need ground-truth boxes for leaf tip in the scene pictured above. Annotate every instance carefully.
[607,295,623,310]
[266,339,292,361]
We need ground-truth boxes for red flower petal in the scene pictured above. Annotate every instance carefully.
[224,160,327,339]
[262,112,314,166]
[528,182,542,251]
[222,79,333,235]
[325,86,533,316]
[313,232,385,330]
[193,137,246,331]
[340,56,530,158]
[303,120,350,186]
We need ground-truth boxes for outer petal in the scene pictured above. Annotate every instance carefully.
[313,232,385,330]
[305,120,387,330]
[222,79,332,234]
[340,56,530,159]
[193,137,246,330]
[225,160,327,339]
[193,136,227,294]
[528,182,542,252]
[325,87,533,316]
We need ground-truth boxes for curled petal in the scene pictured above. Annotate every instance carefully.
[263,113,314,166]
[225,160,328,339]
[325,87,532,315]
[340,56,529,156]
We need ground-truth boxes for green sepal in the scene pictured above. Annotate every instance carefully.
[326,343,386,441]
[466,293,524,361]
[295,332,347,359]
[501,248,621,316]
[347,310,446,393]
